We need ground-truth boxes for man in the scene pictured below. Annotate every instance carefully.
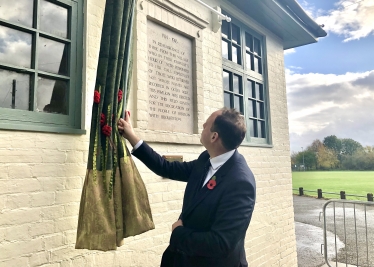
[118,108,256,267]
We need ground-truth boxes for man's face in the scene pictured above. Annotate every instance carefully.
[200,110,221,148]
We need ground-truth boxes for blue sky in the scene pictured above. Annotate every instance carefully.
[285,0,374,152]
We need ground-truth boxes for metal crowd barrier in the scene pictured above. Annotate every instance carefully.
[321,200,374,267]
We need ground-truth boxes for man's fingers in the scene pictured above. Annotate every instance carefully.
[125,111,131,122]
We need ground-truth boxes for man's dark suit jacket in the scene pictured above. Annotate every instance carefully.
[132,142,256,267]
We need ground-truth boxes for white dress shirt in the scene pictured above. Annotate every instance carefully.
[202,149,235,187]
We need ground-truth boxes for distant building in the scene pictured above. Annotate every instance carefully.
[0,0,325,266]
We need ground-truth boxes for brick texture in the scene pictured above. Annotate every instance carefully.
[0,0,297,266]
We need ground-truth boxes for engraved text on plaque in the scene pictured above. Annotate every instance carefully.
[147,20,193,134]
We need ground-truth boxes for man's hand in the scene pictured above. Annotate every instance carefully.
[172,219,183,231]
[118,111,140,147]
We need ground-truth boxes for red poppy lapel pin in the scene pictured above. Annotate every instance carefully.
[207,176,217,190]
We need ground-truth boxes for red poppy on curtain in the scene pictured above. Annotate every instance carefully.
[75,0,154,251]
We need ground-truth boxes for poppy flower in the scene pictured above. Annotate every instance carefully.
[207,176,217,190]
[118,89,123,102]
[100,113,106,126]
[102,125,112,137]
[94,91,100,104]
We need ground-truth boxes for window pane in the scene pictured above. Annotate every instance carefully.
[37,77,68,114]
[0,0,34,27]
[258,121,266,138]
[0,69,30,110]
[232,24,240,44]
[249,119,256,137]
[232,45,238,64]
[248,99,255,117]
[257,57,262,74]
[257,121,262,138]
[223,71,230,91]
[256,102,264,119]
[246,79,254,98]
[254,56,259,73]
[246,52,252,70]
[0,26,32,68]
[252,83,257,99]
[255,83,264,100]
[233,75,240,94]
[245,33,253,51]
[38,38,68,75]
[40,0,68,38]
[222,40,229,60]
[232,45,241,64]
[234,95,243,113]
[221,20,229,39]
[254,37,261,56]
[224,92,231,108]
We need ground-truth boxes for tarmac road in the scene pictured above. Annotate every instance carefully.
[293,195,374,267]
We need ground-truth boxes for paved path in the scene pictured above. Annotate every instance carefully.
[294,196,328,267]
[293,195,374,267]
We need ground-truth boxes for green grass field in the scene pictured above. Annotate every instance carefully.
[292,171,374,200]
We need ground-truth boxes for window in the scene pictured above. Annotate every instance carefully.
[222,12,270,144]
[0,0,84,133]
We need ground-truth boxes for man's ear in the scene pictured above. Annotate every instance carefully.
[211,132,219,142]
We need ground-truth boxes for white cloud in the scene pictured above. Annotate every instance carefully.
[286,69,374,152]
[0,27,32,68]
[298,0,316,18]
[284,48,296,55]
[316,0,374,42]
[288,65,303,71]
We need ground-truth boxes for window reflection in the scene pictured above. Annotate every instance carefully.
[257,121,263,137]
[224,92,231,108]
[246,53,252,70]
[254,57,259,73]
[223,71,230,91]
[0,26,32,68]
[221,20,229,39]
[249,119,256,137]
[254,38,261,56]
[232,24,240,44]
[37,77,68,114]
[38,38,68,75]
[255,83,261,99]
[40,0,68,38]
[233,74,240,94]
[222,40,229,59]
[0,0,34,27]
[232,46,238,64]
[234,95,242,113]
[0,69,30,110]
[245,33,253,52]
[248,99,254,117]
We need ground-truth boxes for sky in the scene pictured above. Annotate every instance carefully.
[284,0,374,152]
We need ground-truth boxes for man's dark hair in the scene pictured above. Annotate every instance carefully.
[211,108,246,150]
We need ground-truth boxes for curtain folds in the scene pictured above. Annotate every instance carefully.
[76,0,154,251]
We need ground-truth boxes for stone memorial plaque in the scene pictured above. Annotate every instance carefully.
[147,20,194,134]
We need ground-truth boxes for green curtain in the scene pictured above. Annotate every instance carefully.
[76,0,154,251]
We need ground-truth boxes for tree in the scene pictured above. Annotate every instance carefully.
[307,139,323,169]
[295,149,317,170]
[341,138,363,156]
[309,139,324,153]
[316,145,339,170]
[341,151,374,170]
[323,135,342,155]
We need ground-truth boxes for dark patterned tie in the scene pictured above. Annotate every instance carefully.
[199,160,212,190]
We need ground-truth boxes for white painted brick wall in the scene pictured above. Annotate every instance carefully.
[0,0,297,266]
